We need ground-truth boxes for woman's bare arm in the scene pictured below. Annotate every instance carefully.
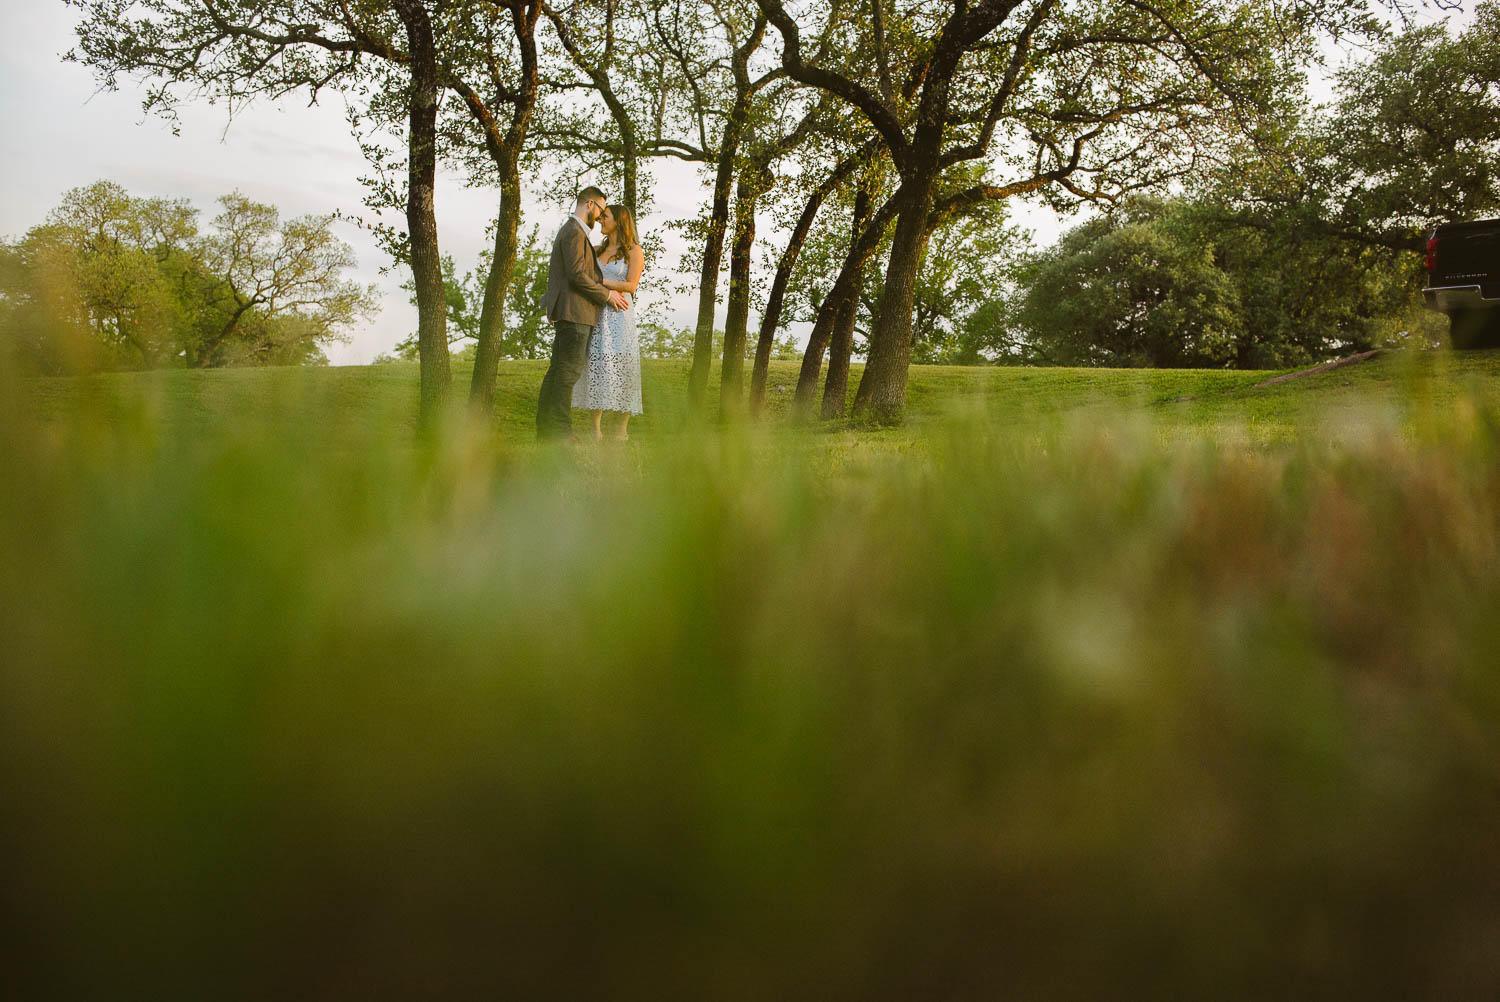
[601,245,646,294]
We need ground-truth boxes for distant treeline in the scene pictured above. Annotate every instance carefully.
[0,181,375,374]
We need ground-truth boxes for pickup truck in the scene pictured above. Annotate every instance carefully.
[1423,218,1500,348]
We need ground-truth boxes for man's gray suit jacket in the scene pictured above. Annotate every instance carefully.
[542,216,610,326]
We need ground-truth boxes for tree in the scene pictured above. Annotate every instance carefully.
[955,298,1034,366]
[325,0,546,412]
[0,181,374,373]
[389,224,551,362]
[757,0,1395,420]
[684,6,776,412]
[1197,0,1500,304]
[717,93,835,417]
[638,322,697,358]
[20,180,196,368]
[817,171,886,417]
[910,207,1022,364]
[780,189,1031,391]
[1290,1,1500,254]
[787,171,902,415]
[860,200,1025,365]
[389,0,453,424]
[747,138,880,415]
[1014,200,1244,368]
[1119,7,1500,363]
[192,193,378,368]
[65,1,449,421]
[431,0,545,413]
[1011,196,1446,368]
[499,223,555,359]
[0,230,89,375]
[534,0,718,215]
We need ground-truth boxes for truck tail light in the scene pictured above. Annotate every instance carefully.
[1426,236,1438,272]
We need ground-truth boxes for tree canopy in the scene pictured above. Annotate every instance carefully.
[1,181,376,374]
[1013,8,1496,369]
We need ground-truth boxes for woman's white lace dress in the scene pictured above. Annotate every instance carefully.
[572,257,643,414]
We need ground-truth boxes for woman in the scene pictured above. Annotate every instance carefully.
[572,203,645,440]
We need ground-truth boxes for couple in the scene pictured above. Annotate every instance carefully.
[534,185,645,442]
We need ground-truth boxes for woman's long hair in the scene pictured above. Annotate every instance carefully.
[606,204,639,260]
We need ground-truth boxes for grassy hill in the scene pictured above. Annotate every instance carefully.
[5,351,1500,996]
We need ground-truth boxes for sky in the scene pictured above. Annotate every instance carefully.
[0,1,1474,365]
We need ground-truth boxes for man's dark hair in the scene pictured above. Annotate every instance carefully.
[577,185,606,205]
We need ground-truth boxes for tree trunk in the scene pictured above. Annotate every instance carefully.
[750,180,833,415]
[687,100,749,412]
[468,170,522,412]
[120,314,152,368]
[821,182,874,418]
[719,175,758,420]
[595,80,639,213]
[194,299,254,368]
[621,128,638,216]
[793,285,840,412]
[794,195,898,411]
[853,178,933,422]
[465,1,539,414]
[820,286,863,419]
[686,13,768,414]
[395,0,450,428]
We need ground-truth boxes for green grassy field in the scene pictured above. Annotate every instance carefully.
[4,352,1500,998]
[23,351,1500,444]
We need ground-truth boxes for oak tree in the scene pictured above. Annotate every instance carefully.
[757,0,1400,420]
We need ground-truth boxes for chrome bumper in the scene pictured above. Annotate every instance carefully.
[1423,285,1499,314]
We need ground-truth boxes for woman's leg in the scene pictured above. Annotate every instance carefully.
[590,410,604,441]
[613,412,631,440]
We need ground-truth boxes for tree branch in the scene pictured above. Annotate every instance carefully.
[940,0,1057,167]
[754,0,910,164]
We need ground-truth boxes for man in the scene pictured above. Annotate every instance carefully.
[535,186,630,441]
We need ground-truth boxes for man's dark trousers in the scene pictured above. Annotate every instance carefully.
[535,320,593,440]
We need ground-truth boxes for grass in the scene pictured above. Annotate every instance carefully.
[4,351,1500,998]
[24,350,1500,445]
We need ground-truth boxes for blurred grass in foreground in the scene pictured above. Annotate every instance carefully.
[3,358,1500,999]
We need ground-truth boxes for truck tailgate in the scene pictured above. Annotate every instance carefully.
[1429,220,1499,299]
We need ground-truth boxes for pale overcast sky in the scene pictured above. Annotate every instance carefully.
[0,2,1472,365]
